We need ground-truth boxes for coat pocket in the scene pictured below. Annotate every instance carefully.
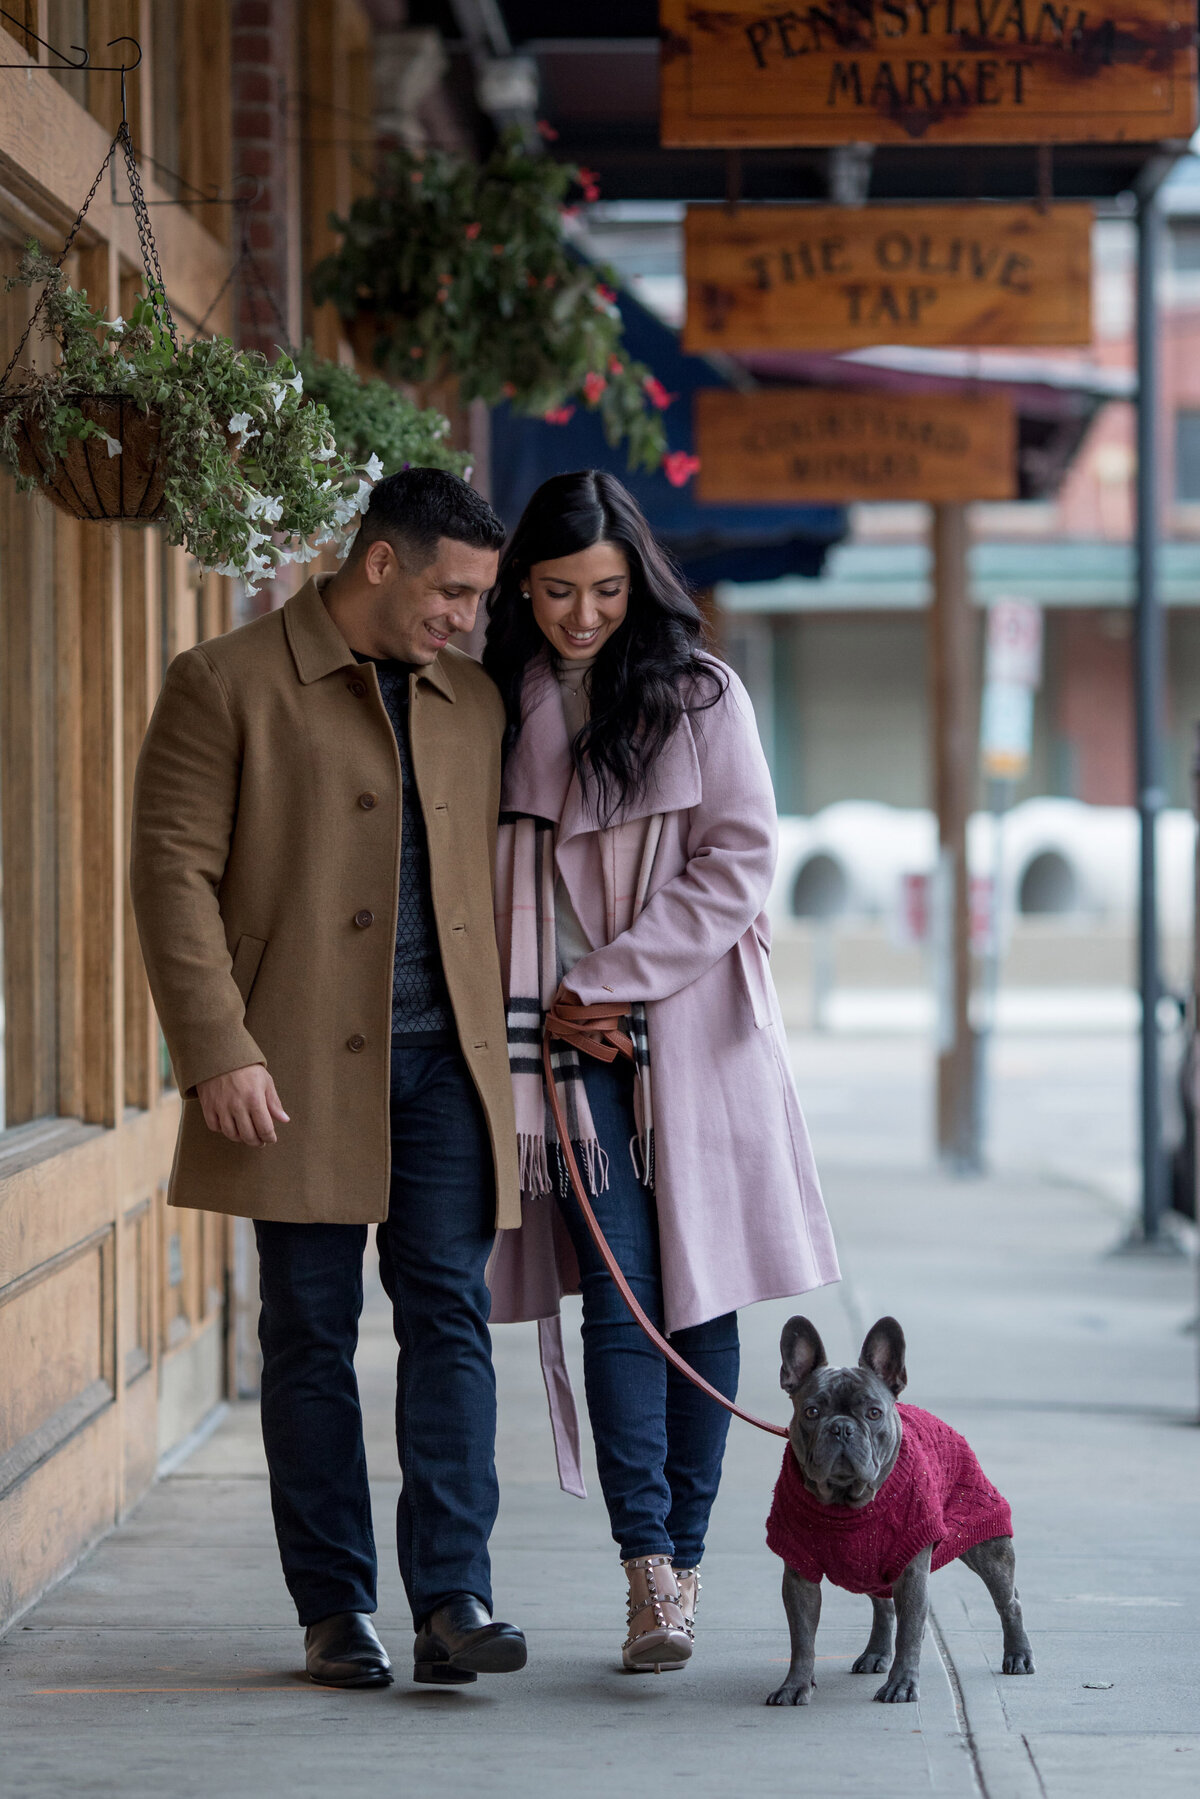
[735,929,772,1029]
[230,933,268,1007]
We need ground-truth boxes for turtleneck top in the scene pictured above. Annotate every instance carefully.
[553,655,599,982]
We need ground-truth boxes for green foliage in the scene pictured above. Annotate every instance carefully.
[294,345,471,479]
[310,131,670,473]
[0,246,388,591]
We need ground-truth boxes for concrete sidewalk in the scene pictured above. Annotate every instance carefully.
[3,1036,1198,1798]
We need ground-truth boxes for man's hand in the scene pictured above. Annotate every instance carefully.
[196,1064,290,1146]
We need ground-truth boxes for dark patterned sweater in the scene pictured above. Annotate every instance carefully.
[357,655,455,1047]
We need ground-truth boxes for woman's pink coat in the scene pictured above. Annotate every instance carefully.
[487,655,840,1354]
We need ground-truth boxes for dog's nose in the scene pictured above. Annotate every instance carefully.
[828,1418,854,1442]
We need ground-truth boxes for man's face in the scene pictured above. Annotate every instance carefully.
[367,535,499,664]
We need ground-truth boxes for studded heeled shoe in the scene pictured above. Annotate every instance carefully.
[674,1567,701,1641]
[621,1554,693,1672]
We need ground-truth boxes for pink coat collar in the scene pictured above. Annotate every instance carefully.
[500,652,702,844]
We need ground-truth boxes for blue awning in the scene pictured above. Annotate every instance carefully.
[488,285,846,586]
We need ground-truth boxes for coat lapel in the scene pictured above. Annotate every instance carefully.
[502,654,704,842]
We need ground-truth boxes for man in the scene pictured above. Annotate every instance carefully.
[131,469,525,1690]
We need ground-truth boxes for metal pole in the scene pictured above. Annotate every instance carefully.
[1135,185,1166,1244]
[930,502,980,1172]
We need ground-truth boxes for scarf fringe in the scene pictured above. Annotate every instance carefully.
[518,1132,554,1199]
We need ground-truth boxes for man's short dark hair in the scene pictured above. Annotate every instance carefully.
[353,467,506,569]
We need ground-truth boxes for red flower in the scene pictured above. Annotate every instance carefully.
[643,375,677,411]
[411,170,423,184]
[543,274,557,289]
[594,282,617,305]
[492,244,505,256]
[527,273,540,288]
[465,221,481,239]
[409,345,424,359]
[436,288,450,305]
[582,183,600,203]
[608,355,624,377]
[582,371,607,404]
[502,382,517,399]
[536,119,559,141]
[577,167,601,202]
[543,405,575,425]
[662,451,700,488]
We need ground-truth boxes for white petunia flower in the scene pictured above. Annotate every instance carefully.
[101,433,122,457]
[312,442,338,462]
[272,372,303,412]
[108,316,125,333]
[228,412,258,442]
[364,453,384,482]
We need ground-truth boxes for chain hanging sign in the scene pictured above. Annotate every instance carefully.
[694,385,1017,502]
[683,202,1091,349]
[660,0,1197,146]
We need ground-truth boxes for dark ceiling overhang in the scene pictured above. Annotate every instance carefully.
[409,2,1193,204]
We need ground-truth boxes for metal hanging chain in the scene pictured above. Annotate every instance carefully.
[1,118,178,394]
[194,211,292,352]
[117,120,178,353]
[0,128,123,392]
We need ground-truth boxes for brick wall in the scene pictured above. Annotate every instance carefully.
[231,0,302,358]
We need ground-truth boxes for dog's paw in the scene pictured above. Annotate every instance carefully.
[851,1652,889,1674]
[765,1681,813,1707]
[1002,1648,1035,1675]
[874,1674,919,1703]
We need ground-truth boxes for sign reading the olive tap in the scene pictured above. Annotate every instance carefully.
[683,203,1092,350]
[659,0,1197,146]
[694,386,1017,502]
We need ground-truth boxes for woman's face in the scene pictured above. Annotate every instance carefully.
[525,542,630,660]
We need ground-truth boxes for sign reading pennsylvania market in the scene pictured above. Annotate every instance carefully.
[660,0,1198,145]
[683,203,1092,350]
[694,386,1017,502]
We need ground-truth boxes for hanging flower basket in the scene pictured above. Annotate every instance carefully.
[2,393,169,522]
[0,122,396,593]
[310,129,675,474]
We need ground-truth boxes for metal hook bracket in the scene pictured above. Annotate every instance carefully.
[0,9,142,99]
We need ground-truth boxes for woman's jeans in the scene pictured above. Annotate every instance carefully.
[254,1043,498,1629]
[556,1054,740,1567]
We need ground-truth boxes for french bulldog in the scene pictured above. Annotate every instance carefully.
[764,1315,1034,1707]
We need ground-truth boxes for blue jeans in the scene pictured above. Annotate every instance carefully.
[556,1055,739,1567]
[255,1044,498,1629]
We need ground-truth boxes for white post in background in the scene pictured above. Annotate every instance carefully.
[975,597,1043,1162]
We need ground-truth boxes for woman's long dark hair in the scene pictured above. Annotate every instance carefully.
[483,470,725,824]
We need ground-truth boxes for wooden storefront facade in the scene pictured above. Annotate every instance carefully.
[0,0,381,1630]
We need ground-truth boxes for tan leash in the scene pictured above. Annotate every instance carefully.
[542,1001,788,1441]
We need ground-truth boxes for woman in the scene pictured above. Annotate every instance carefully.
[484,470,839,1672]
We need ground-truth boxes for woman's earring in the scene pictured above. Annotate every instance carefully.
[521,589,530,599]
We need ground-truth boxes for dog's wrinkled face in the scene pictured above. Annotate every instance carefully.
[779,1316,908,1509]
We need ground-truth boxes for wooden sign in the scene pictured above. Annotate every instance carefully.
[684,203,1091,350]
[694,387,1017,502]
[660,0,1197,146]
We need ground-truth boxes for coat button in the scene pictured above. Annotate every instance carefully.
[346,1033,366,1052]
[354,909,374,929]
[347,678,366,698]
[358,791,378,810]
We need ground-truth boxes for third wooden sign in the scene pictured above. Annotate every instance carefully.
[684,203,1092,350]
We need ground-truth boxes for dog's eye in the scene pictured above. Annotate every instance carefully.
[866,1407,882,1420]
[803,1405,820,1419]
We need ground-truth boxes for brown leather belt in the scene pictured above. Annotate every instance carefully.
[542,1001,788,1441]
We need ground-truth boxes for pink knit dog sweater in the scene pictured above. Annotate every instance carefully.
[766,1404,1013,1599]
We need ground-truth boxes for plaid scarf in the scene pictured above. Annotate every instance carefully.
[495,812,657,1202]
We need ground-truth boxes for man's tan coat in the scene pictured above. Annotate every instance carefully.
[130,575,520,1228]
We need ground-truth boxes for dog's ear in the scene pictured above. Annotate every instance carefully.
[780,1316,828,1394]
[859,1317,907,1397]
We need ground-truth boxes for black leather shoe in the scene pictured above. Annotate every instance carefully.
[305,1611,393,1687]
[412,1593,527,1684]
